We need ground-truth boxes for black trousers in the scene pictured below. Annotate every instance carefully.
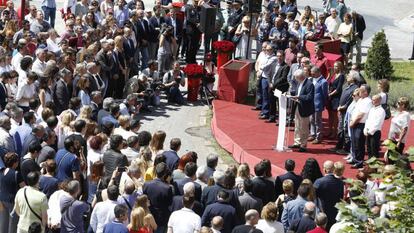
[367,130,381,158]
[336,111,351,151]
[351,123,365,166]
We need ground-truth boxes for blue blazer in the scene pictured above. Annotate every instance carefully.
[295,78,315,117]
[313,77,329,112]
[314,174,344,225]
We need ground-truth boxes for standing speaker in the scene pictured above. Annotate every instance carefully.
[200,3,217,35]
[248,0,261,13]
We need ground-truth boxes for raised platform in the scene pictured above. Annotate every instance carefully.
[211,100,413,177]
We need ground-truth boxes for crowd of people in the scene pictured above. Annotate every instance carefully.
[0,0,411,232]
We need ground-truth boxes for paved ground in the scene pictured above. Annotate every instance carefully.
[23,0,414,168]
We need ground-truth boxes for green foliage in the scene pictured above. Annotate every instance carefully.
[365,30,394,80]
[336,141,414,232]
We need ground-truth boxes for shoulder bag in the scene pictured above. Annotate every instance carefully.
[23,188,42,221]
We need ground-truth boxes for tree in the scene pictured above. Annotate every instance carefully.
[335,140,414,232]
[365,30,394,80]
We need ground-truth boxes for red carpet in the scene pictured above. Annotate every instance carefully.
[211,100,414,178]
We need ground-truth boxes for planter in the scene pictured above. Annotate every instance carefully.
[187,76,201,102]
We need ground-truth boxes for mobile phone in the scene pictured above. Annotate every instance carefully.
[117,167,127,172]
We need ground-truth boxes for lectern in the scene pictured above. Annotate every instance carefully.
[218,60,250,103]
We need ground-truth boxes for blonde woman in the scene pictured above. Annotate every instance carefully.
[149,130,166,160]
[134,195,158,232]
[235,163,250,194]
[77,74,91,106]
[256,202,284,233]
[235,16,257,59]
[56,110,75,149]
[128,207,150,233]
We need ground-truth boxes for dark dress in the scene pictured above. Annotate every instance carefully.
[327,73,345,110]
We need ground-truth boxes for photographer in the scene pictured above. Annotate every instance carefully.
[157,23,177,77]
[136,74,156,111]
[162,61,185,105]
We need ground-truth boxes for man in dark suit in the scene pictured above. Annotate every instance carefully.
[201,190,238,233]
[314,161,344,229]
[86,63,105,94]
[309,66,328,144]
[162,138,181,172]
[148,7,165,60]
[52,68,72,115]
[170,182,204,216]
[239,179,263,214]
[135,9,150,70]
[143,162,173,233]
[288,69,314,152]
[267,50,290,123]
[226,0,244,40]
[275,159,303,196]
[351,11,366,65]
[173,162,202,201]
[165,8,184,58]
[0,73,9,110]
[183,1,201,63]
[90,91,102,122]
[95,41,114,97]
[123,27,136,74]
[251,161,276,206]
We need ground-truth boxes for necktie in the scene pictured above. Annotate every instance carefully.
[95,75,103,88]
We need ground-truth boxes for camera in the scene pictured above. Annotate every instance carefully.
[161,24,174,36]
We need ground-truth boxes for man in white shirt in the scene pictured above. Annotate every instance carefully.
[11,39,28,71]
[325,8,341,38]
[32,48,48,77]
[167,195,201,233]
[349,84,372,169]
[90,185,120,233]
[364,94,385,158]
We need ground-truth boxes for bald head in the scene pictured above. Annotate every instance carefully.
[211,216,223,230]
[245,209,260,225]
[323,160,334,174]
[124,180,135,195]
[304,202,316,217]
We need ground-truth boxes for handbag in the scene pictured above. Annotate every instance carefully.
[383,93,391,119]
[232,34,242,45]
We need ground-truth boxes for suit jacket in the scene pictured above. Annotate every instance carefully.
[313,77,329,112]
[123,36,136,61]
[52,79,70,115]
[314,174,344,225]
[162,150,179,171]
[135,18,150,43]
[295,78,315,117]
[183,4,200,34]
[88,73,104,93]
[201,184,240,209]
[352,14,366,40]
[111,50,126,76]
[169,195,204,216]
[201,201,237,233]
[338,83,358,111]
[289,215,316,233]
[173,177,202,202]
[0,81,8,110]
[148,16,165,41]
[165,16,184,40]
[274,171,303,196]
[143,178,173,227]
[95,49,114,82]
[281,196,308,230]
[90,102,99,122]
[271,62,290,92]
[251,176,276,206]
[238,192,263,214]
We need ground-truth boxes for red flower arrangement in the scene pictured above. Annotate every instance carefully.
[183,63,203,78]
[212,40,236,53]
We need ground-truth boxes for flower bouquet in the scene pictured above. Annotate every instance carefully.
[212,40,235,68]
[183,63,203,78]
[212,40,235,54]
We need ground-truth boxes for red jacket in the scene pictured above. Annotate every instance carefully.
[307,226,327,233]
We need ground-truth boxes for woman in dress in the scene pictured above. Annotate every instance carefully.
[327,61,345,138]
[56,110,75,149]
[77,74,91,106]
[388,97,410,154]
[37,76,53,117]
[300,158,323,183]
[337,13,353,67]
[235,16,257,59]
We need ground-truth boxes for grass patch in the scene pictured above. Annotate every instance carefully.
[205,109,237,165]
[366,61,414,111]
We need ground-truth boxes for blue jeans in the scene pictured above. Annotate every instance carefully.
[140,47,149,70]
[42,6,56,28]
[260,77,270,116]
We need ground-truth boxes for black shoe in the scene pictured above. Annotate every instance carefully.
[298,147,307,152]
[328,148,338,153]
[336,149,350,155]
[288,144,300,149]
[251,107,261,111]
[351,164,363,169]
[259,115,269,120]
[265,118,276,123]
[346,160,356,165]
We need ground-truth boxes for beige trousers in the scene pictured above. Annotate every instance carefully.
[294,108,310,148]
